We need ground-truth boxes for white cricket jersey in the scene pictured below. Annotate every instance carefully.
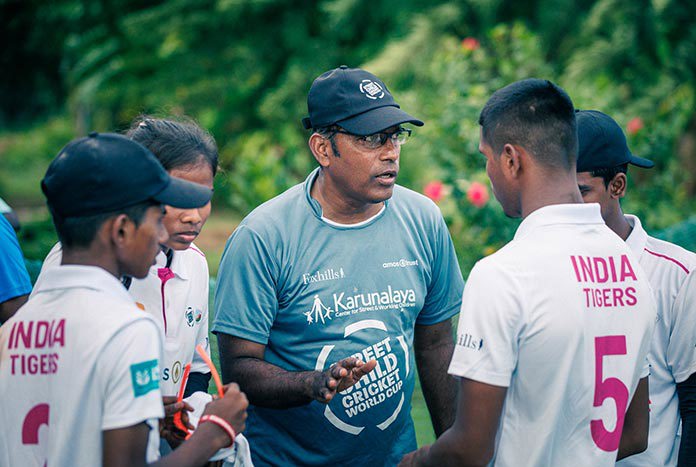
[0,265,164,466]
[617,215,696,467]
[449,204,656,467]
[35,243,211,396]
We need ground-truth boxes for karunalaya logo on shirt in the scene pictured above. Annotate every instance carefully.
[303,286,417,325]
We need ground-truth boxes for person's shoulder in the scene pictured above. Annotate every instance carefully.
[390,184,444,223]
[392,184,439,209]
[178,243,208,270]
[643,234,696,276]
[473,242,521,274]
[240,183,306,229]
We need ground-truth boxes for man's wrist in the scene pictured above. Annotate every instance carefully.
[302,370,323,401]
[193,419,231,450]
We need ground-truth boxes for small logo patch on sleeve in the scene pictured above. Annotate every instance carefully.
[130,359,160,397]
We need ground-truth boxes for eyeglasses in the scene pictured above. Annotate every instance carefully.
[331,127,412,149]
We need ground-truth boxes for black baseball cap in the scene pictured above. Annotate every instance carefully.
[42,132,213,218]
[301,65,424,135]
[576,110,654,172]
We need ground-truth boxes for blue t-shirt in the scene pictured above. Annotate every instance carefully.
[213,169,464,466]
[0,215,31,304]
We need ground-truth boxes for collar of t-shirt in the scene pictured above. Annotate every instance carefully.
[623,214,648,255]
[33,264,132,303]
[513,203,604,241]
[303,167,389,229]
[153,249,189,281]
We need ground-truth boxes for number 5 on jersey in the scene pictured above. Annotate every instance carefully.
[591,335,629,452]
[22,403,49,466]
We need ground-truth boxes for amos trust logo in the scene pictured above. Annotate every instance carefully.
[382,258,419,269]
[359,79,385,99]
[303,286,417,325]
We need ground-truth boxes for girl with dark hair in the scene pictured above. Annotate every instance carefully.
[124,116,218,453]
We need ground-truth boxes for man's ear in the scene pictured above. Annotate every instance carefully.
[608,172,627,199]
[108,214,136,249]
[309,133,332,168]
[501,143,523,179]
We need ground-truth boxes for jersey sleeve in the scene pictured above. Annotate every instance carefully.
[448,259,525,387]
[417,214,465,325]
[212,225,280,344]
[667,271,696,383]
[97,318,164,431]
[0,216,31,303]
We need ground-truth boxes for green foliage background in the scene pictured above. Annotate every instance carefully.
[1,0,695,275]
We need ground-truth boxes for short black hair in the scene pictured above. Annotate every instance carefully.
[479,78,577,170]
[51,200,158,249]
[590,164,628,188]
[126,116,219,176]
[315,125,342,158]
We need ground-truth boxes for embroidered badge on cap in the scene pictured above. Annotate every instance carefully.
[360,79,385,99]
[130,359,160,397]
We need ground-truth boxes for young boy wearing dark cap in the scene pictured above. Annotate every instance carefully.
[0,133,248,466]
[575,110,696,467]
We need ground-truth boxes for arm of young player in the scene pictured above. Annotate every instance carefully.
[0,294,28,323]
[414,319,457,436]
[104,383,248,467]
[677,372,696,466]
[399,378,506,466]
[218,333,376,408]
[0,216,32,323]
[616,376,649,460]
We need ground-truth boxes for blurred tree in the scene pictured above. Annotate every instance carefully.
[1,0,694,270]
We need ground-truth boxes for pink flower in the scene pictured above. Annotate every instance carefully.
[461,37,480,51]
[424,181,445,203]
[626,117,644,135]
[467,182,489,207]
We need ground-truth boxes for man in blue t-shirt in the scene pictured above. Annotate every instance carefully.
[0,213,31,323]
[214,66,465,466]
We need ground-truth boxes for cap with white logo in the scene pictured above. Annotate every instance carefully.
[302,65,424,135]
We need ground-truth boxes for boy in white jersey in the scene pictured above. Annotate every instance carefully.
[400,79,656,466]
[33,116,219,450]
[0,133,248,466]
[576,109,696,466]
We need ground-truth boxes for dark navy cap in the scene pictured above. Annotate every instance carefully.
[42,132,213,218]
[576,110,654,172]
[301,65,424,135]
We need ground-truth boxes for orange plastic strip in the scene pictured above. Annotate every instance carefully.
[195,344,224,398]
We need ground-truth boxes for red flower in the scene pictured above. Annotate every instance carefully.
[424,181,445,203]
[467,182,489,207]
[626,117,644,135]
[461,37,480,51]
